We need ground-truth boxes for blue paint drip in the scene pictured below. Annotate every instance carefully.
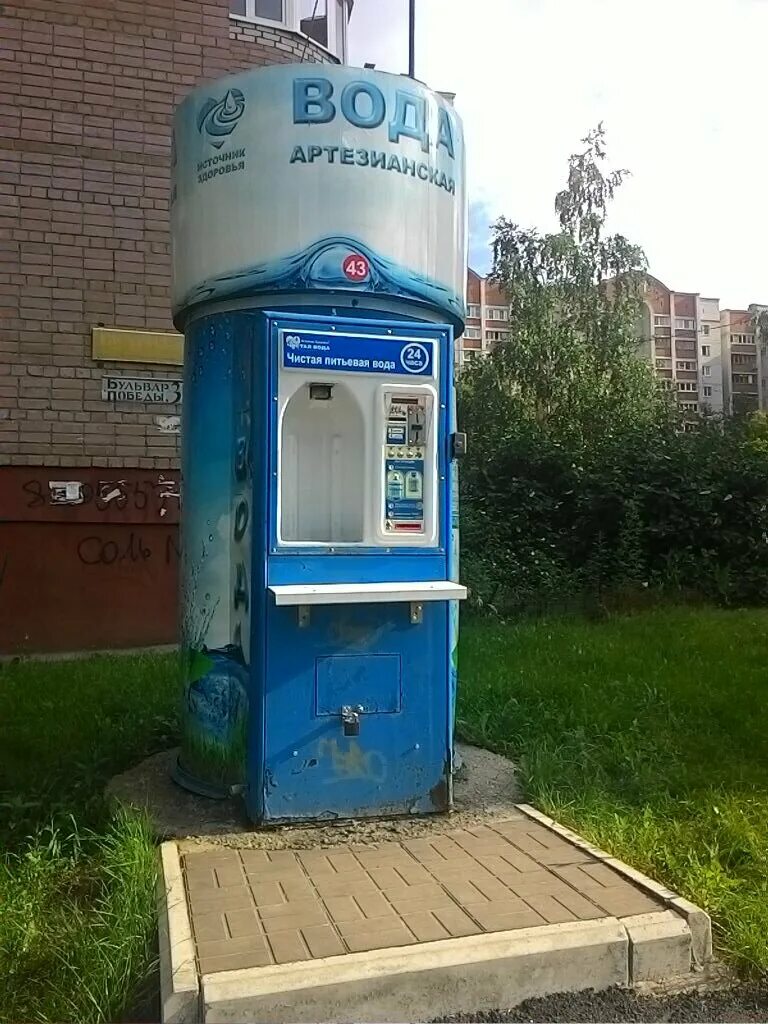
[175,235,464,324]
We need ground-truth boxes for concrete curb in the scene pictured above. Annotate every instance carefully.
[201,917,629,1024]
[515,804,713,966]
[622,910,693,982]
[158,841,200,1024]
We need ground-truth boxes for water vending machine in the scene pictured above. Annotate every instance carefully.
[171,64,467,823]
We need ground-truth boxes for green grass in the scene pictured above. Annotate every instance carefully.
[458,607,768,974]
[0,653,178,1024]
[3,607,767,1019]
[181,713,248,787]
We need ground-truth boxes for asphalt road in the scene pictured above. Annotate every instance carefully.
[436,984,768,1023]
[129,969,768,1023]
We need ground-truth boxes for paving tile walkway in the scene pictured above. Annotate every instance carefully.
[183,814,664,975]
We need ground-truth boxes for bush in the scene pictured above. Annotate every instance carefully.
[459,417,768,614]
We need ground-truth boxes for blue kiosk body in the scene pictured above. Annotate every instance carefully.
[171,65,467,823]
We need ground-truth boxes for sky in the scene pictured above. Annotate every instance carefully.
[348,0,768,309]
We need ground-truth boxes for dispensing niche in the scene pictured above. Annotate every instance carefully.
[279,380,365,544]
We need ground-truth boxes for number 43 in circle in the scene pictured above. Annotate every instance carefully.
[342,253,370,280]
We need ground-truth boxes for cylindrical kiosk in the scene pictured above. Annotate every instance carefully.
[171,64,467,822]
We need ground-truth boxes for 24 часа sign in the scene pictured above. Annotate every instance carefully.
[171,65,466,328]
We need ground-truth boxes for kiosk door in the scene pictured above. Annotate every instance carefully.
[261,600,450,820]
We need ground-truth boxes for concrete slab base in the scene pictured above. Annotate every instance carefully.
[157,797,712,1023]
[108,741,521,842]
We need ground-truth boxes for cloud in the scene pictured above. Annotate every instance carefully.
[348,0,768,308]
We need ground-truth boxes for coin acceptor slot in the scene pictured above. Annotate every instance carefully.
[383,391,432,536]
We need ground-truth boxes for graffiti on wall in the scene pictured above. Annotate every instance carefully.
[20,475,180,514]
[0,468,182,654]
[74,532,181,567]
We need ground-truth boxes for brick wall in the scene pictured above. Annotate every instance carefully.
[673,293,696,319]
[0,0,335,470]
[466,268,481,304]
[645,277,670,315]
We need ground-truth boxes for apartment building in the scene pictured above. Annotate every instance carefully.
[457,269,734,417]
[458,267,510,367]
[720,306,767,415]
[0,0,353,654]
[640,276,724,415]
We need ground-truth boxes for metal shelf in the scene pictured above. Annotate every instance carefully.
[268,581,467,606]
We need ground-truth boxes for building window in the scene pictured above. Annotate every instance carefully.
[703,386,713,397]
[701,324,710,336]
[463,328,481,340]
[702,365,712,377]
[733,373,756,385]
[231,0,283,19]
[675,317,695,330]
[676,360,696,371]
[230,0,349,58]
[486,306,509,321]
[486,330,509,342]
[732,333,755,345]
[655,358,670,368]
[732,353,753,365]
[678,381,698,392]
[701,344,710,356]
[467,304,480,319]
[680,402,699,412]
[654,315,670,327]
[658,379,674,391]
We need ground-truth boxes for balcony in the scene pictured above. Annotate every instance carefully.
[731,360,757,373]
[733,394,759,415]
[731,345,757,357]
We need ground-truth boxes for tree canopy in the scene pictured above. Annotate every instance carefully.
[460,124,670,450]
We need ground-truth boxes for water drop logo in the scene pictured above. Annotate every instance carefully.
[197,89,246,149]
[400,342,430,375]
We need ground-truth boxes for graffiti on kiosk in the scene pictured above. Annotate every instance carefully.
[316,737,387,784]
[178,399,252,789]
